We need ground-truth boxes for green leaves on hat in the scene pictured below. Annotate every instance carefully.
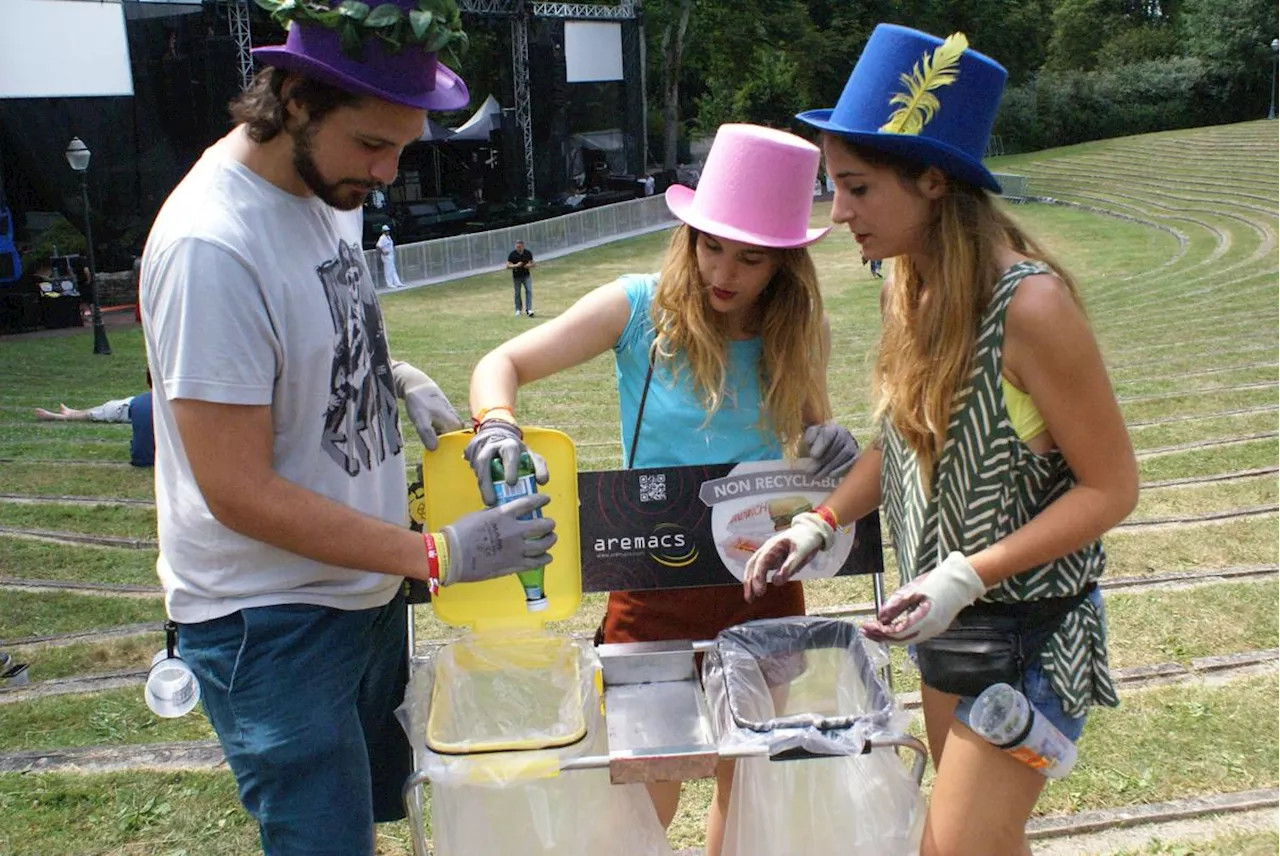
[880,32,967,136]
[256,0,469,66]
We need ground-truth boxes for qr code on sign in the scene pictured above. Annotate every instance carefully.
[638,473,667,503]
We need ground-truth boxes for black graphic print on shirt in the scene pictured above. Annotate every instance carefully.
[317,240,402,476]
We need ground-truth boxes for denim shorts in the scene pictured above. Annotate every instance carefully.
[178,590,410,856]
[917,588,1104,743]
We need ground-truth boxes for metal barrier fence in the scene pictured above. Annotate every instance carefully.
[991,172,1029,199]
[365,194,676,289]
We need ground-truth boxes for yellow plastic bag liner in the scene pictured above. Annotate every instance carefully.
[426,632,587,755]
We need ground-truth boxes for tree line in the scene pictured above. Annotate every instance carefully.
[642,0,1277,164]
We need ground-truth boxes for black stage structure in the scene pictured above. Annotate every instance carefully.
[0,0,648,269]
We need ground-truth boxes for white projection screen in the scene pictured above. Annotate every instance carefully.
[0,0,134,98]
[564,20,623,83]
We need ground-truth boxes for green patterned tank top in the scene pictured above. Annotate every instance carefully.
[880,261,1118,717]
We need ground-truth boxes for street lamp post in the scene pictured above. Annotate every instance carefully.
[1269,39,1279,121]
[65,137,110,355]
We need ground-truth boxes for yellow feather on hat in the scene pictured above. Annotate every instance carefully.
[880,32,968,135]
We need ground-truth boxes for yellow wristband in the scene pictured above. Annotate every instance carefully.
[433,531,451,584]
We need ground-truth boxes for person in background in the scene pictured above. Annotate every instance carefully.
[468,124,859,856]
[746,25,1137,856]
[506,238,535,316]
[376,224,403,288]
[138,4,556,853]
[35,393,155,467]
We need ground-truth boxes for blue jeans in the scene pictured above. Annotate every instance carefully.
[513,275,533,312]
[178,591,411,856]
[920,588,1104,742]
[128,391,154,468]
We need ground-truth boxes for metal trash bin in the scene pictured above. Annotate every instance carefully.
[703,617,927,855]
[401,430,925,855]
[398,631,673,856]
[400,429,671,856]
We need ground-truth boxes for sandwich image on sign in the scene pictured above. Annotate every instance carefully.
[719,496,814,562]
[768,496,813,530]
[705,461,856,581]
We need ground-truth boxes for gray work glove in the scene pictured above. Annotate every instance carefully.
[462,419,549,507]
[440,493,557,585]
[802,422,860,480]
[391,360,463,451]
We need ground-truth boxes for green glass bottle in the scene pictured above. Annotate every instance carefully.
[490,453,548,612]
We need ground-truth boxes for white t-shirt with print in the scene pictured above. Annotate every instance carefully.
[141,142,408,623]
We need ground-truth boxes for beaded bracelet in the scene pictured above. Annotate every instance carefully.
[471,404,516,429]
[473,417,523,439]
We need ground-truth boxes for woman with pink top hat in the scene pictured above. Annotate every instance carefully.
[138,3,561,854]
[747,24,1137,855]
[467,123,859,854]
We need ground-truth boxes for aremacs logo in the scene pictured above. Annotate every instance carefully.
[591,522,698,568]
[648,522,698,568]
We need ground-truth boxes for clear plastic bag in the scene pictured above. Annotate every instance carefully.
[430,729,673,856]
[703,617,925,855]
[397,630,673,856]
[723,752,925,856]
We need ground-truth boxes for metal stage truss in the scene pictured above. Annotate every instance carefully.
[225,0,254,91]
[458,0,641,201]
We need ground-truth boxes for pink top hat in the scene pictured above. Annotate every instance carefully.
[665,124,829,249]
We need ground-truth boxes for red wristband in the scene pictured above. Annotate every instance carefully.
[813,504,839,530]
[423,531,441,596]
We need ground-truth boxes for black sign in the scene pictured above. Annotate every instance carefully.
[577,461,883,593]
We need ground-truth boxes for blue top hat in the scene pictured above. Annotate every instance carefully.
[797,24,1007,193]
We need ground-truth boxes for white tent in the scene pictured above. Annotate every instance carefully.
[449,95,503,142]
[419,117,454,142]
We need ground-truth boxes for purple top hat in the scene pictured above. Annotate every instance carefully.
[253,1,469,111]
[666,124,829,249]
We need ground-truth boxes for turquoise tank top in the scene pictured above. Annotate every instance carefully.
[614,274,782,469]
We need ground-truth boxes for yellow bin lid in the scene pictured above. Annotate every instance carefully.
[421,427,581,632]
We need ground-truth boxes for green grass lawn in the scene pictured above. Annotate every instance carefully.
[0,118,1276,854]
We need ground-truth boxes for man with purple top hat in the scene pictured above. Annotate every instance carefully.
[138,3,557,852]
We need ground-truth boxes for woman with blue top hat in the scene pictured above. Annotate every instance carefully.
[744,24,1137,855]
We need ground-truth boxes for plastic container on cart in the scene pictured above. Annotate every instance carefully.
[398,428,672,856]
[401,631,671,855]
[703,617,926,856]
[426,633,591,756]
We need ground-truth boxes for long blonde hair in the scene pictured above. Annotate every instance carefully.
[839,141,1081,480]
[650,224,830,457]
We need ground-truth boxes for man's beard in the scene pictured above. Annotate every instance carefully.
[291,120,379,211]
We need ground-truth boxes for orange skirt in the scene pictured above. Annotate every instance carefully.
[599,582,805,645]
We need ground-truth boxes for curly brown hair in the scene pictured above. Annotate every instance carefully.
[228,66,365,143]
